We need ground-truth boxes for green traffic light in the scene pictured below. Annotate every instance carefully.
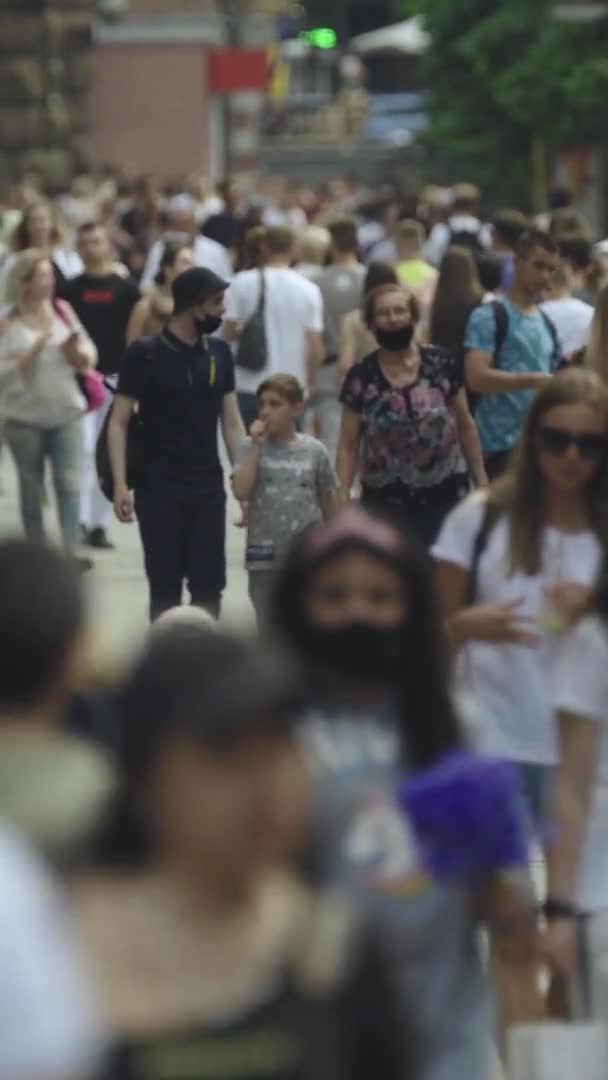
[298,26,337,48]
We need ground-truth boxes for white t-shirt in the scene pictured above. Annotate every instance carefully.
[262,205,307,229]
[0,822,103,1078]
[140,233,232,290]
[224,267,323,394]
[541,297,593,357]
[432,491,603,765]
[0,309,95,428]
[553,615,608,912]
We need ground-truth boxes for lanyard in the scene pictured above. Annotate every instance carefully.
[159,332,216,388]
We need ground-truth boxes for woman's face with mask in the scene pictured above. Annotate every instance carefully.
[302,550,408,683]
[306,550,407,627]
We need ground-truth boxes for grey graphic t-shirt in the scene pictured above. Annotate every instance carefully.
[241,434,337,572]
[299,709,490,1080]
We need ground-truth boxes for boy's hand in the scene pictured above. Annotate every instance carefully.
[249,419,267,446]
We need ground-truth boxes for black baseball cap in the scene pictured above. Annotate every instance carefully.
[172,266,229,314]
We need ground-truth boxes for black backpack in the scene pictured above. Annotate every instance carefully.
[466,300,561,413]
[236,269,267,373]
[448,223,485,257]
[95,338,157,502]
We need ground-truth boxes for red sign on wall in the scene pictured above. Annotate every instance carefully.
[209,48,269,93]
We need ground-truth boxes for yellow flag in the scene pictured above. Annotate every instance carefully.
[267,41,290,101]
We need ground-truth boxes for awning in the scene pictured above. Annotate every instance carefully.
[349,17,430,56]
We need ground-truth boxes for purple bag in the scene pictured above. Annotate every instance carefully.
[398,751,529,882]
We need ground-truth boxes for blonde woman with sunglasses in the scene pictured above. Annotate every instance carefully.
[435,368,608,827]
[434,368,608,1026]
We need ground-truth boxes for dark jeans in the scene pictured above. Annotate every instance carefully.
[483,449,513,482]
[135,464,226,621]
[361,474,469,549]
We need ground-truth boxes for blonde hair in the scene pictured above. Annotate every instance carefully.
[297,225,330,266]
[256,373,304,405]
[5,248,52,309]
[493,368,608,574]
[10,199,63,252]
[586,282,608,384]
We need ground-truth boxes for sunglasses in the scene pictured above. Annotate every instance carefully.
[538,426,608,460]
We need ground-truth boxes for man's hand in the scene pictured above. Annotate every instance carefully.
[526,371,552,391]
[234,501,249,528]
[113,485,135,523]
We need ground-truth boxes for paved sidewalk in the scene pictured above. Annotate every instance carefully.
[0,450,252,664]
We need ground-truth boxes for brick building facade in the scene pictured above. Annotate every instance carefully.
[91,0,272,182]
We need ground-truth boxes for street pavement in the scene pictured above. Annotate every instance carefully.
[0,448,254,665]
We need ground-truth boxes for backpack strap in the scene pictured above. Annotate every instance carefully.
[466,498,502,605]
[491,300,509,369]
[538,308,561,367]
[105,335,158,396]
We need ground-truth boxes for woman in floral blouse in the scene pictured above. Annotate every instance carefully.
[336,283,487,546]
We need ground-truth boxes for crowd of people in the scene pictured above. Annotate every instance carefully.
[3,166,608,1078]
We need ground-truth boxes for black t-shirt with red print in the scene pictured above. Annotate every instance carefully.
[62,273,140,375]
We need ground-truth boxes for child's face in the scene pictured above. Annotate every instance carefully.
[258,391,299,436]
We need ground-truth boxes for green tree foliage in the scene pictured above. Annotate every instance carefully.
[410,0,608,208]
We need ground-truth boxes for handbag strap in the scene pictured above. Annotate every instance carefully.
[53,297,75,330]
[255,269,266,315]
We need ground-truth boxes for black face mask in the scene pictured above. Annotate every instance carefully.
[376,324,415,352]
[195,314,222,335]
[298,619,405,683]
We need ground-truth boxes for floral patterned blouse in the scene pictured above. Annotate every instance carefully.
[340,347,467,490]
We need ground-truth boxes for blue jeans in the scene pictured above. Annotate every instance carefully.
[5,417,83,551]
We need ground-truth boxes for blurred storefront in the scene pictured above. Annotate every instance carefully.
[90,0,273,181]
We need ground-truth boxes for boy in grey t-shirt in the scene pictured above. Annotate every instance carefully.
[232,374,337,623]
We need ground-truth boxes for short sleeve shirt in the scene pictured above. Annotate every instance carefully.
[298,708,489,1080]
[117,329,235,481]
[464,298,561,453]
[240,434,336,571]
[340,347,465,490]
[0,823,103,1078]
[553,616,608,912]
[432,491,603,764]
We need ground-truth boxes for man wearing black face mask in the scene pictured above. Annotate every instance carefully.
[108,267,245,620]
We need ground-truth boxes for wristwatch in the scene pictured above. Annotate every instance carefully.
[543,897,576,921]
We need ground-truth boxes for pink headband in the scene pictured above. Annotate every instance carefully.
[307,508,403,560]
